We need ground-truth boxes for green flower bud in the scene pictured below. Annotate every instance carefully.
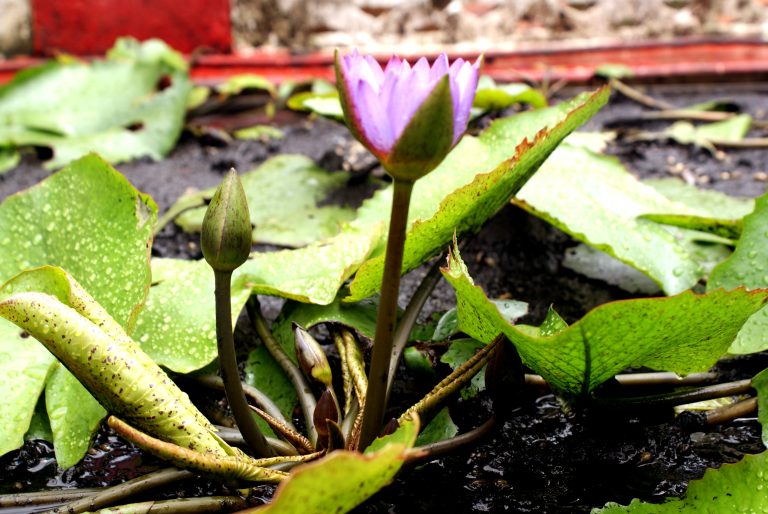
[201,169,252,272]
[293,322,333,387]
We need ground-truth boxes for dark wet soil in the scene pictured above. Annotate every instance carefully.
[1,81,768,513]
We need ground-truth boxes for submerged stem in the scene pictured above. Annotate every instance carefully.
[49,468,193,514]
[359,179,415,450]
[214,271,275,458]
[592,379,753,408]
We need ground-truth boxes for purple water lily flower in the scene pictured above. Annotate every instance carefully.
[335,50,480,181]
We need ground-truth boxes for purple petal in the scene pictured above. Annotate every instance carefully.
[384,55,403,74]
[449,58,480,144]
[429,54,449,80]
[353,79,394,154]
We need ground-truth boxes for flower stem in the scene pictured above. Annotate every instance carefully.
[214,270,275,457]
[359,178,414,450]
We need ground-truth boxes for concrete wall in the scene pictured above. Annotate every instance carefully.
[2,0,766,57]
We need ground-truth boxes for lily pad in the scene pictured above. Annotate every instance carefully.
[0,147,19,174]
[515,145,706,295]
[0,38,191,168]
[133,258,252,373]
[473,76,548,112]
[708,192,768,354]
[174,155,356,248]
[255,417,419,514]
[441,338,487,399]
[595,450,768,513]
[272,296,378,356]
[443,245,768,395]
[0,154,156,463]
[752,367,768,447]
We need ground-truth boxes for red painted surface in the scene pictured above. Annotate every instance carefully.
[30,0,231,56]
[188,40,768,85]
[2,40,768,86]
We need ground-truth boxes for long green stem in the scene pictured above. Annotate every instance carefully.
[358,179,415,450]
[214,271,275,457]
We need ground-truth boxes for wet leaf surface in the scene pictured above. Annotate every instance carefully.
[595,450,768,512]
[0,39,191,169]
[174,155,357,247]
[444,244,768,394]
[0,154,156,464]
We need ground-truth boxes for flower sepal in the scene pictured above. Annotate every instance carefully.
[382,74,454,181]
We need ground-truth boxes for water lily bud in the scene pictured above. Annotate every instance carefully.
[201,169,252,272]
[293,322,333,388]
[313,388,342,450]
[335,50,480,182]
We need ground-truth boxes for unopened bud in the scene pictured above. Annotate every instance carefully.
[294,323,333,387]
[313,388,341,450]
[201,169,252,272]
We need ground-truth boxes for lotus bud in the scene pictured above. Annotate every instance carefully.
[201,169,252,272]
[293,322,333,388]
[335,50,480,182]
[313,388,341,450]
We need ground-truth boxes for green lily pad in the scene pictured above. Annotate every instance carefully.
[272,296,378,356]
[664,114,752,152]
[45,365,106,468]
[415,407,458,446]
[0,154,156,463]
[0,266,228,460]
[708,192,768,354]
[753,367,768,447]
[245,345,297,436]
[174,155,356,248]
[640,177,754,240]
[133,258,252,373]
[595,450,768,513]
[234,125,285,141]
[473,76,548,112]
[256,418,418,514]
[0,38,191,168]
[515,145,707,295]
[441,338,487,399]
[0,147,19,174]
[443,245,768,395]
[563,244,662,295]
[215,74,276,97]
[644,177,754,220]
[346,87,611,302]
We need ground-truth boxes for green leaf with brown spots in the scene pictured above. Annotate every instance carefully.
[594,450,768,513]
[0,267,228,461]
[133,258,252,373]
[254,417,419,514]
[0,154,156,464]
[444,245,768,395]
[173,155,357,248]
